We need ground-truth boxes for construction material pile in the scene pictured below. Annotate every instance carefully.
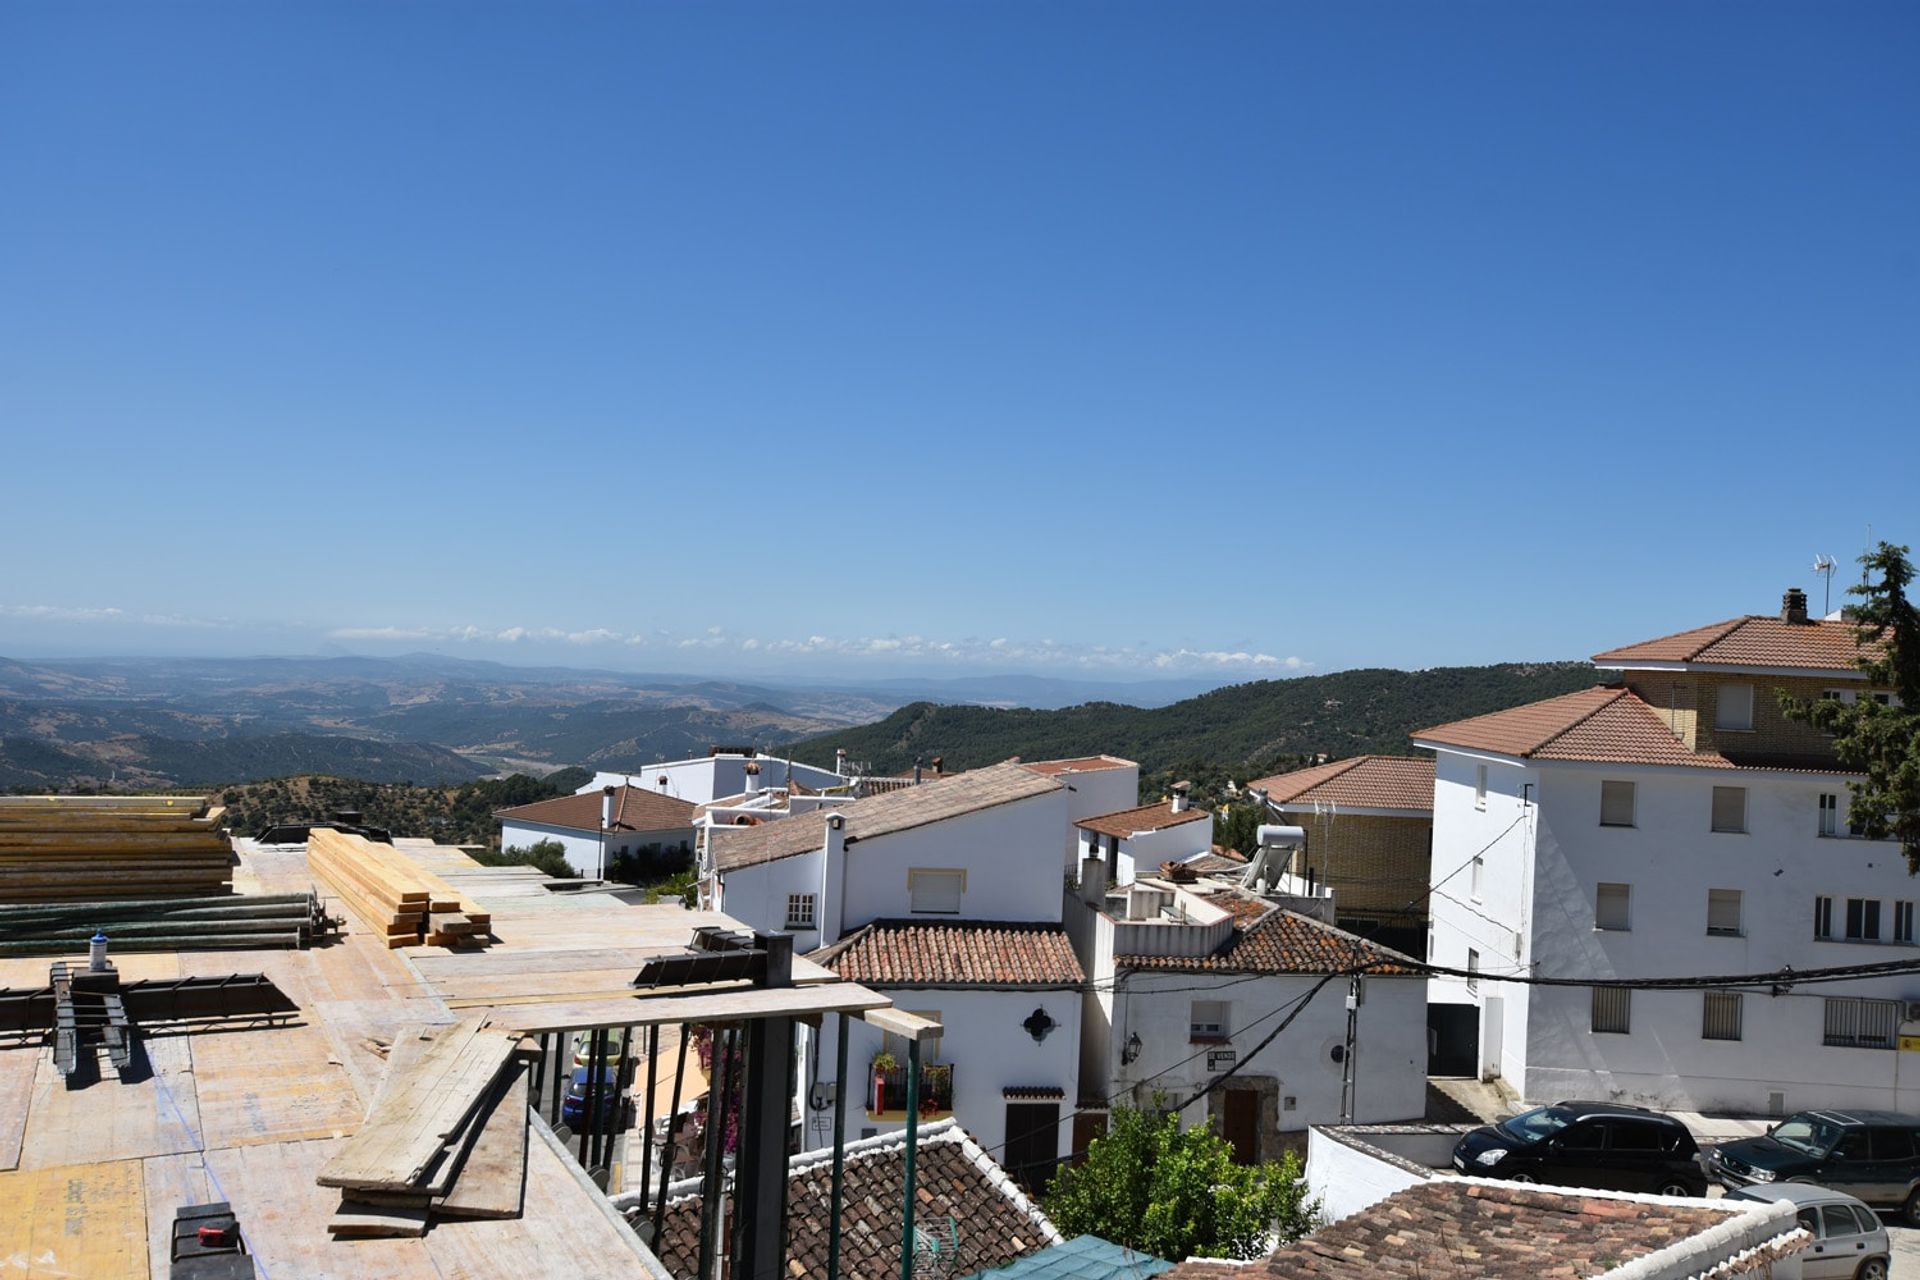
[0,892,332,956]
[319,1017,532,1237]
[0,795,235,903]
[306,828,492,949]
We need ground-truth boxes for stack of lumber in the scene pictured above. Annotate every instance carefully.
[0,795,235,903]
[306,828,493,949]
[318,1016,532,1237]
[0,891,331,955]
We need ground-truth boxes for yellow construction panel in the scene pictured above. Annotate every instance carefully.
[0,1158,148,1279]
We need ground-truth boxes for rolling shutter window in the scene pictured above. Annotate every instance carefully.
[1702,991,1743,1041]
[1591,986,1631,1034]
[1711,787,1747,834]
[909,870,964,914]
[1716,683,1755,731]
[1595,883,1631,931]
[1707,889,1742,936]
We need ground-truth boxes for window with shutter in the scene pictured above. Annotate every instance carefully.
[1591,986,1631,1034]
[1595,883,1631,931]
[1702,991,1742,1041]
[1711,787,1747,834]
[1716,683,1755,731]
[1706,889,1742,937]
[1600,780,1635,828]
[908,869,965,914]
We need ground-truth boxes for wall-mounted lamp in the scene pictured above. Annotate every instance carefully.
[1120,1031,1142,1065]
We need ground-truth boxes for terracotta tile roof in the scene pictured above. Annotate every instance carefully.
[1117,892,1417,976]
[495,784,696,835]
[1022,755,1136,776]
[1594,614,1871,673]
[637,1120,1059,1279]
[1075,800,1210,839]
[712,762,1061,871]
[1183,852,1249,875]
[1250,756,1435,812]
[1160,1179,1802,1280]
[811,920,1085,988]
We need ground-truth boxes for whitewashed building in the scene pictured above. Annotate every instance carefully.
[495,784,696,880]
[708,762,1083,1178]
[1021,755,1141,869]
[578,748,848,807]
[1418,589,1917,1114]
[1072,788,1212,886]
[1064,859,1428,1165]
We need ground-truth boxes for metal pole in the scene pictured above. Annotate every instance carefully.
[552,1028,569,1125]
[530,1033,546,1112]
[900,1035,921,1280]
[639,1023,659,1211]
[826,1013,849,1280]
[697,1025,736,1280]
[582,1028,604,1168]
[650,1024,691,1245]
[735,934,795,1280]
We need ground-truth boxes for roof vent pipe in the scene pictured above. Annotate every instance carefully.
[1782,587,1809,625]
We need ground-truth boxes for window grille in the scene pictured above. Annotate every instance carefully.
[1823,996,1898,1049]
[1591,986,1631,1034]
[1702,991,1742,1041]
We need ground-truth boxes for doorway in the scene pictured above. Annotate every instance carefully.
[1004,1102,1061,1193]
[1222,1088,1259,1164]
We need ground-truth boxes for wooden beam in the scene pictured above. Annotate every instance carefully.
[863,1007,943,1042]
[485,981,891,1035]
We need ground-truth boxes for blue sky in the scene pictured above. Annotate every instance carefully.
[2,2,1914,681]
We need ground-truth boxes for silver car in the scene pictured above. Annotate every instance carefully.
[1725,1183,1891,1280]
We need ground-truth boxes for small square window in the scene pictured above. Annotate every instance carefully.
[1707,889,1742,937]
[1190,1000,1230,1041]
[1600,781,1635,828]
[1711,787,1747,834]
[1595,883,1631,931]
[1716,683,1755,731]
[908,869,965,914]
[784,893,816,931]
[1591,986,1631,1034]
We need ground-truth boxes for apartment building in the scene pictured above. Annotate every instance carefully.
[1418,588,1912,1113]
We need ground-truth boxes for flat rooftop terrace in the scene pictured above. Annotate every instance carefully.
[0,836,885,1279]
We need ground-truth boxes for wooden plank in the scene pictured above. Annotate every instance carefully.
[486,980,892,1035]
[17,1034,203,1170]
[0,795,207,814]
[190,1022,365,1149]
[316,1016,519,1192]
[0,1158,148,1279]
[864,1006,943,1041]
[206,1137,442,1280]
[435,1063,529,1220]
[328,1202,431,1237]
[0,1044,39,1171]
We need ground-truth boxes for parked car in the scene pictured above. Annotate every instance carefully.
[572,1031,624,1069]
[560,1066,624,1133]
[1451,1100,1708,1195]
[1709,1109,1920,1224]
[1724,1183,1890,1280]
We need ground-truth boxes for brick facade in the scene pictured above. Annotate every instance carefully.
[1623,672,1848,763]
[1287,812,1432,932]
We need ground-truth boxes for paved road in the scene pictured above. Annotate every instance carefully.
[1889,1221,1919,1271]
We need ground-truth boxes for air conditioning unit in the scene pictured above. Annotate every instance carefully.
[1902,1001,1920,1023]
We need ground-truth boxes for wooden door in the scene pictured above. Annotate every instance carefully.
[1223,1089,1259,1165]
[1004,1103,1061,1192]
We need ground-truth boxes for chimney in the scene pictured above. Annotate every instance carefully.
[913,758,923,785]
[1079,854,1108,906]
[1170,781,1191,814]
[1782,587,1810,625]
[930,756,944,776]
[743,760,760,796]
[601,785,616,830]
[835,747,849,776]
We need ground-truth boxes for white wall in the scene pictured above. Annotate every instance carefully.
[711,847,829,950]
[1106,970,1427,1130]
[1424,749,1536,1084]
[581,755,844,806]
[1518,758,1920,1113]
[839,790,1070,930]
[1305,1127,1433,1222]
[1115,818,1213,884]
[1055,764,1142,868]
[807,987,1082,1164]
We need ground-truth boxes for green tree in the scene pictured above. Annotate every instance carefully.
[476,838,579,879]
[1782,542,1920,871]
[1042,1104,1318,1260]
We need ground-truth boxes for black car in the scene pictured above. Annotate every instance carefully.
[1452,1101,1708,1195]
[1709,1109,1920,1224]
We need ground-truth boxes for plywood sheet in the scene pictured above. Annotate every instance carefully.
[190,1023,362,1148]
[206,1138,440,1280]
[17,1035,202,1170]
[140,1152,212,1280]
[0,1158,148,1279]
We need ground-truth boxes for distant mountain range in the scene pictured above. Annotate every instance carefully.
[786,662,1606,780]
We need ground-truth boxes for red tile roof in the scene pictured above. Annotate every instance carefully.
[1022,755,1136,776]
[1118,893,1416,976]
[495,784,696,835]
[1075,800,1210,839]
[641,1120,1058,1278]
[1250,756,1435,812]
[1594,615,1870,673]
[811,920,1086,988]
[1160,1179,1801,1280]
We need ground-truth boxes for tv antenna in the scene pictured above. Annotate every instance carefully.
[1812,555,1838,616]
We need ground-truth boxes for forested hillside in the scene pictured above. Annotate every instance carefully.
[787,662,1602,791]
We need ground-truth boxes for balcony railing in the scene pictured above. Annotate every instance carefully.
[867,1059,955,1119]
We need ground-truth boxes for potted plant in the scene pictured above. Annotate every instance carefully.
[871,1050,897,1113]
[922,1063,952,1114]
